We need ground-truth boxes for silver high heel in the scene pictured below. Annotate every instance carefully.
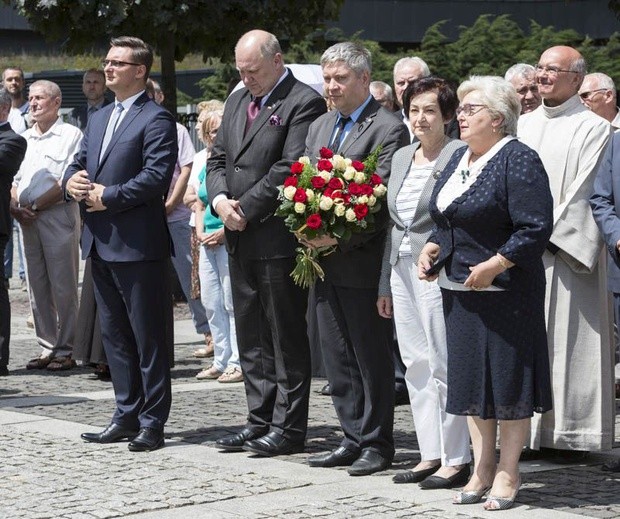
[483,479,521,511]
[453,486,491,505]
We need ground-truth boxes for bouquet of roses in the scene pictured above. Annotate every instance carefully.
[275,145,386,288]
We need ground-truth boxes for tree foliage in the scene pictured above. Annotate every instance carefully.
[4,0,345,113]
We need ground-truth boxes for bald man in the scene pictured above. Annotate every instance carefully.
[207,30,326,456]
[518,46,613,460]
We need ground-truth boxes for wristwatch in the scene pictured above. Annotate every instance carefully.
[31,203,38,212]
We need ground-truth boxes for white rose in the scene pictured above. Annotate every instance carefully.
[367,195,377,207]
[344,158,352,166]
[373,184,387,197]
[354,171,366,184]
[319,196,334,211]
[345,208,357,222]
[298,156,310,165]
[332,155,346,171]
[357,195,369,204]
[343,166,356,181]
[319,171,332,182]
[334,204,346,217]
[306,189,315,201]
[294,202,306,214]
[283,186,297,200]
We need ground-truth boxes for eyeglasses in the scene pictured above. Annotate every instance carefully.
[516,85,539,96]
[579,88,608,101]
[101,59,142,69]
[534,65,579,77]
[456,104,488,117]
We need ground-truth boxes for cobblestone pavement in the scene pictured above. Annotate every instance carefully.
[1,279,619,518]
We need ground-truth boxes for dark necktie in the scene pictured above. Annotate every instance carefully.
[244,96,263,135]
[330,116,351,152]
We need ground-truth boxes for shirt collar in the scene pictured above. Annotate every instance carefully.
[115,90,145,112]
[32,117,64,139]
[256,68,289,108]
[338,94,373,124]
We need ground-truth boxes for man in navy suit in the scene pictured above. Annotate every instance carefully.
[0,87,27,376]
[64,36,178,452]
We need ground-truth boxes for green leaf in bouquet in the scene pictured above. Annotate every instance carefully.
[331,221,346,238]
[363,144,383,174]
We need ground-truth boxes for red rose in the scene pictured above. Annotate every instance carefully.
[317,159,333,172]
[342,194,351,205]
[352,160,365,172]
[348,183,363,196]
[354,203,369,220]
[283,176,298,187]
[306,213,322,229]
[293,188,307,203]
[328,177,343,189]
[310,176,326,189]
[323,188,334,198]
[370,173,382,186]
[361,184,374,196]
[319,147,334,159]
[290,162,304,175]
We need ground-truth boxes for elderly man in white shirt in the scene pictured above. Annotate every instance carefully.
[11,80,83,371]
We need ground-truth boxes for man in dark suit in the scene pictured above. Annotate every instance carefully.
[64,36,178,452]
[207,30,326,456]
[0,87,27,376]
[303,42,409,475]
[69,68,111,130]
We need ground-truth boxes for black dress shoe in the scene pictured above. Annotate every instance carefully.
[0,365,8,376]
[308,446,359,467]
[81,423,139,444]
[216,427,267,452]
[393,465,440,484]
[319,383,331,396]
[242,431,305,457]
[128,427,165,452]
[347,449,391,476]
[418,464,470,489]
[602,457,620,472]
[394,389,410,406]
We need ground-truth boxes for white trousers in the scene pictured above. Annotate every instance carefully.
[391,256,471,466]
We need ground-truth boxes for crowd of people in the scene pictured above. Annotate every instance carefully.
[0,28,619,512]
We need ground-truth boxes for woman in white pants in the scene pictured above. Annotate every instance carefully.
[377,77,470,488]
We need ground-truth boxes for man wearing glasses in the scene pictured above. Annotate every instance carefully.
[579,73,620,130]
[518,46,613,462]
[64,36,178,453]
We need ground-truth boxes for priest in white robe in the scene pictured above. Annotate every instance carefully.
[518,46,614,456]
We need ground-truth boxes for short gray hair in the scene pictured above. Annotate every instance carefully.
[393,57,430,77]
[370,81,393,97]
[504,63,536,82]
[586,72,616,94]
[570,55,587,78]
[321,42,371,75]
[0,87,11,109]
[29,80,62,102]
[457,76,521,137]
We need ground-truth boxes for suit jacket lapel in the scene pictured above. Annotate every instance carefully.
[96,94,147,176]
[387,143,417,228]
[235,70,296,159]
[338,99,379,156]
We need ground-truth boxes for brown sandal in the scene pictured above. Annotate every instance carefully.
[26,356,52,370]
[46,356,76,371]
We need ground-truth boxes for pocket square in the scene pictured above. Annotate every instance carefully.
[269,114,283,126]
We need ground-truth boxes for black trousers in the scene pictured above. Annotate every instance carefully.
[0,237,9,368]
[315,278,395,459]
[229,252,311,441]
[91,254,172,431]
